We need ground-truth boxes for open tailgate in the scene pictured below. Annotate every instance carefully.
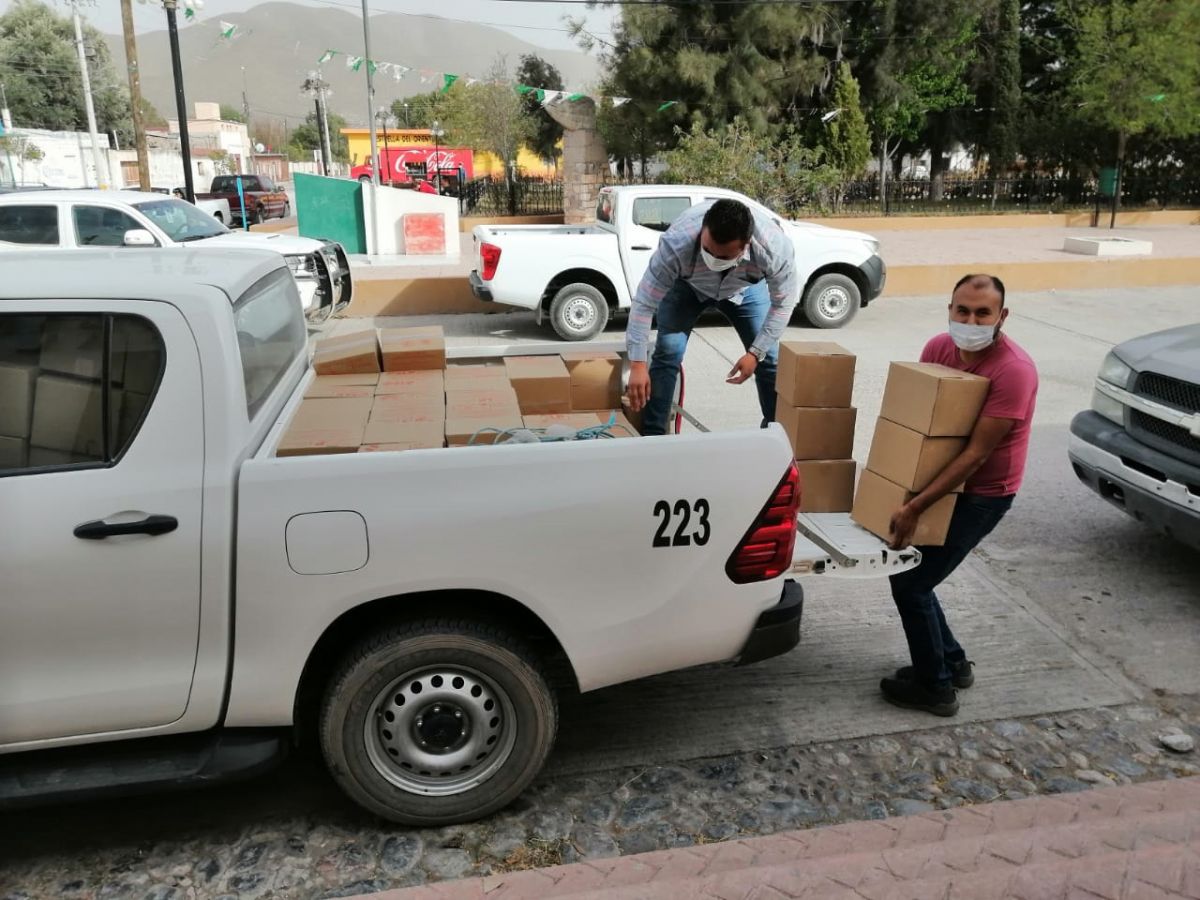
[791,513,921,578]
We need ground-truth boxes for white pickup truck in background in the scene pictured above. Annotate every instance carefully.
[0,248,914,825]
[470,185,887,340]
[0,190,351,319]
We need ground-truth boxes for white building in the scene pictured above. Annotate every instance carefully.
[168,102,252,174]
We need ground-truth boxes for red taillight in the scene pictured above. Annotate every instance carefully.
[726,462,801,584]
[480,242,502,281]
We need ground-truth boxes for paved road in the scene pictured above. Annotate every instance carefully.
[4,285,1197,898]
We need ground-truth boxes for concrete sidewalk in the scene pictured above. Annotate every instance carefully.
[354,777,1200,899]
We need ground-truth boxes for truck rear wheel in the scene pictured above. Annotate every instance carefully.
[802,273,861,329]
[319,619,557,826]
[549,283,609,341]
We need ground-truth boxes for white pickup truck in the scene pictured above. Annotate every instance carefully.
[470,185,887,340]
[0,190,351,319]
[0,249,915,825]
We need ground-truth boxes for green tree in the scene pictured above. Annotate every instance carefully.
[0,0,131,142]
[138,97,167,130]
[665,118,841,214]
[515,54,565,165]
[820,62,872,201]
[219,104,246,124]
[392,90,444,130]
[289,110,349,163]
[983,0,1020,177]
[439,57,534,211]
[580,0,839,145]
[1069,0,1200,216]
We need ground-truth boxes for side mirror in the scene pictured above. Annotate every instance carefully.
[123,229,156,247]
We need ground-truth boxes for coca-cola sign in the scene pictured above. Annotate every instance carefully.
[385,146,474,179]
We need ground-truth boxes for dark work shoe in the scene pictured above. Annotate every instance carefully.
[895,659,975,689]
[880,676,959,717]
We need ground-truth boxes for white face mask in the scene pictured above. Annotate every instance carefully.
[948,320,998,352]
[701,246,741,272]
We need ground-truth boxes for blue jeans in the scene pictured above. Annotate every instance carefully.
[643,278,777,436]
[888,493,1014,691]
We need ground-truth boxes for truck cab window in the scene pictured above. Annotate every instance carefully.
[233,270,307,419]
[0,314,164,474]
[74,206,143,247]
[0,205,59,245]
[632,197,692,232]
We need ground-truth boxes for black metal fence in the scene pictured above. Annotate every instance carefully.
[835,174,1200,216]
[459,176,563,217]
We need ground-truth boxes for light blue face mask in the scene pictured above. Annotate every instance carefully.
[948,320,998,351]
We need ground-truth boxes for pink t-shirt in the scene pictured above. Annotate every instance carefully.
[921,332,1039,497]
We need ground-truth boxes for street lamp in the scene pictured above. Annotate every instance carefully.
[430,119,445,193]
[137,0,203,203]
[376,109,391,185]
[403,102,410,127]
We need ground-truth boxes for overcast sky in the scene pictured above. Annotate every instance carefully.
[6,0,617,52]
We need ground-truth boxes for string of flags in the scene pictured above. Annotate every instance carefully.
[312,49,680,111]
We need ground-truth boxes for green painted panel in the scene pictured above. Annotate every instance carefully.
[295,173,367,253]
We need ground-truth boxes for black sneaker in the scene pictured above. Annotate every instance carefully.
[880,676,959,717]
[895,659,975,689]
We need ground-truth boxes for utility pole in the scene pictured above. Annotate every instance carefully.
[360,0,380,187]
[242,66,255,174]
[119,0,150,190]
[302,70,333,176]
[163,0,196,203]
[72,5,109,189]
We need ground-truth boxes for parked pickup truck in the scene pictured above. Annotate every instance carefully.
[469,185,887,340]
[199,174,290,226]
[1069,324,1200,551]
[0,249,916,825]
[0,190,350,318]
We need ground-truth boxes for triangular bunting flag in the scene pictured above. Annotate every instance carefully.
[612,97,631,108]
[535,89,546,103]
[515,84,535,95]
[219,21,238,39]
[442,74,459,93]
[318,50,336,64]
[348,55,364,71]
[392,67,405,82]
[658,100,677,112]
[567,92,586,102]
[465,78,479,86]
[184,7,195,20]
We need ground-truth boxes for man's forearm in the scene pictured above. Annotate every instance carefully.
[908,449,989,514]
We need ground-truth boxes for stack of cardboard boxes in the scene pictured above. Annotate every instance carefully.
[278,330,642,456]
[774,342,859,512]
[851,362,990,545]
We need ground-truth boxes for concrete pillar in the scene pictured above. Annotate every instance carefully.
[545,98,609,225]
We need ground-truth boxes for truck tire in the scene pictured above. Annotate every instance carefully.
[802,273,861,329]
[283,201,291,219]
[548,283,609,341]
[319,619,558,826]
[253,206,266,226]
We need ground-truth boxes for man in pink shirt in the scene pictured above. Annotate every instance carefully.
[882,274,1039,717]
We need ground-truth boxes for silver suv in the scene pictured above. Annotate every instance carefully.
[1069,324,1200,550]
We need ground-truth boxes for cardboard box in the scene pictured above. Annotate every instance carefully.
[290,397,374,427]
[379,327,446,372]
[375,370,446,397]
[596,411,640,438]
[776,342,856,408]
[39,318,105,380]
[522,413,604,430]
[867,417,967,493]
[305,378,376,399]
[369,397,445,425]
[0,362,37,439]
[446,388,521,420]
[446,416,525,447]
[879,362,990,437]
[30,375,108,456]
[444,364,510,392]
[504,356,571,415]
[851,469,958,547]
[0,434,28,468]
[562,351,622,411]
[796,460,857,513]
[774,401,857,460]
[277,397,370,457]
[362,419,445,446]
[359,440,443,453]
[312,330,381,375]
[307,373,380,387]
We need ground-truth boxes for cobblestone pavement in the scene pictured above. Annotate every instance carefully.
[2,697,1196,900]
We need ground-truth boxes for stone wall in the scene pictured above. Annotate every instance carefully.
[545,99,609,225]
